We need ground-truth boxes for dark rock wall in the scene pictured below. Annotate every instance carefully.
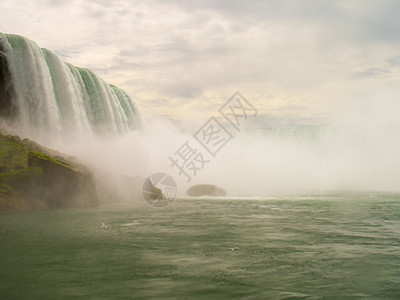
[0,134,99,212]
[0,41,17,119]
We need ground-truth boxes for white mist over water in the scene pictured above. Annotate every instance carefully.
[192,96,400,196]
[2,33,400,201]
[132,95,400,197]
[6,92,400,200]
[51,101,400,201]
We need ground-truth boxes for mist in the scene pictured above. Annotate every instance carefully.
[2,33,399,203]
[38,91,400,201]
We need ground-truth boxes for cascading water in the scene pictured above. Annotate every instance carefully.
[1,33,400,198]
[0,33,142,141]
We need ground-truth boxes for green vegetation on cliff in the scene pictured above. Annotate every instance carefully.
[0,133,99,212]
[0,135,30,194]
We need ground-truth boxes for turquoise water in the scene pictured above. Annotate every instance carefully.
[1,195,400,299]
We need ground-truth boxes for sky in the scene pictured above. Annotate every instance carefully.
[1,0,400,129]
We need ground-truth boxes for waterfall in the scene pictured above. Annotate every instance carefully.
[0,33,142,140]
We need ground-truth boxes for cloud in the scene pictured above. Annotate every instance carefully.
[0,0,400,127]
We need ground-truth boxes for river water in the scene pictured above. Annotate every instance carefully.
[1,194,399,299]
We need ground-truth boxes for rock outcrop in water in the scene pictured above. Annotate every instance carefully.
[186,184,226,197]
[0,133,99,212]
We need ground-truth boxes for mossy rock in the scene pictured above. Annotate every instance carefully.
[0,133,99,212]
[28,151,72,170]
[0,135,28,172]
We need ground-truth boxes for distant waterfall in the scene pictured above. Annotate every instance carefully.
[0,33,142,139]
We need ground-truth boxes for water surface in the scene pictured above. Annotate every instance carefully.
[1,194,399,299]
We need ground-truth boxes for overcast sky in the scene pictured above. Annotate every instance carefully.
[1,0,400,128]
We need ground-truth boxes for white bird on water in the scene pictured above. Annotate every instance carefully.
[229,247,240,251]
[101,223,109,230]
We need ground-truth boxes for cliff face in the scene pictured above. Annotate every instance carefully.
[0,133,99,212]
[0,40,17,119]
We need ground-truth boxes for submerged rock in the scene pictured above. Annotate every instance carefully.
[0,133,99,212]
[186,184,226,197]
